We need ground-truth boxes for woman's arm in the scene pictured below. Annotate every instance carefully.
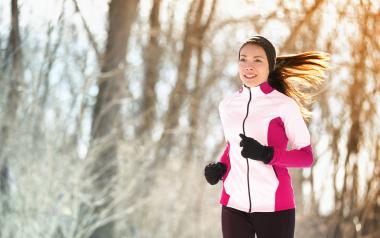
[268,100,314,168]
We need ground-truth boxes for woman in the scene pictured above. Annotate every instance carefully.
[204,36,329,238]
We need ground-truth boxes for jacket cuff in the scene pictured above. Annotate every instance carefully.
[263,146,274,164]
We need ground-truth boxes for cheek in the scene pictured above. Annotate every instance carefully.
[259,64,269,74]
[238,65,244,74]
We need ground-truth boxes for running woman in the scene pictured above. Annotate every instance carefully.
[204,36,329,238]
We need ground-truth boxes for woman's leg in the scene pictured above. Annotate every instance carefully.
[252,208,295,238]
[221,206,256,238]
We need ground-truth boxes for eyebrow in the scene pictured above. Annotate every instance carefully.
[239,55,264,58]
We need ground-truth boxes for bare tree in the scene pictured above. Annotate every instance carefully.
[0,0,22,219]
[88,0,139,237]
[137,0,162,137]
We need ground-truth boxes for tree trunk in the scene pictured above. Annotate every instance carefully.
[0,1,22,237]
[137,0,162,137]
[0,0,22,211]
[89,0,139,237]
[154,0,218,163]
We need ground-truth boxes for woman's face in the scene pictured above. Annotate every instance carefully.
[239,43,269,87]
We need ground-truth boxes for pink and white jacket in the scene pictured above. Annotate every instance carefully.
[218,81,313,213]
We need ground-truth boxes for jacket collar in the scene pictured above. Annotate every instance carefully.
[239,81,274,97]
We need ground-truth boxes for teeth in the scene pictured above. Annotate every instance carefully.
[245,74,257,78]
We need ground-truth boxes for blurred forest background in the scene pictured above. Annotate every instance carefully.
[0,0,379,237]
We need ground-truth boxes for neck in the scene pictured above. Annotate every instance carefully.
[242,80,273,94]
[244,80,268,88]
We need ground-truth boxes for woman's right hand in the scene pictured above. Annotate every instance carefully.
[204,162,227,185]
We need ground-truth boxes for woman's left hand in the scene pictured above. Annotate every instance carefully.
[239,134,274,164]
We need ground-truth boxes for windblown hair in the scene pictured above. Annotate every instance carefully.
[268,51,330,121]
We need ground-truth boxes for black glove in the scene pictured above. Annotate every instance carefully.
[204,162,227,185]
[239,133,274,164]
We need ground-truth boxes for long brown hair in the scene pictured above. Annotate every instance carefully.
[268,51,330,121]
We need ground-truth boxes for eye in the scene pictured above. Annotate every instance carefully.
[255,59,262,62]
[239,58,246,62]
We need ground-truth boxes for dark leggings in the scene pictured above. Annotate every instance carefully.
[221,205,295,238]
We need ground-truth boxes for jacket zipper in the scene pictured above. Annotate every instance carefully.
[242,85,252,213]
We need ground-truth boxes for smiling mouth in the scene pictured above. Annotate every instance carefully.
[244,74,257,79]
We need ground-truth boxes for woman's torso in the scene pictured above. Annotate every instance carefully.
[218,81,298,213]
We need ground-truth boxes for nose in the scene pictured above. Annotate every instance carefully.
[245,64,254,71]
[243,61,255,69]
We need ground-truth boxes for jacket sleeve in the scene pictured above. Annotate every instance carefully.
[218,141,230,181]
[268,100,314,168]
